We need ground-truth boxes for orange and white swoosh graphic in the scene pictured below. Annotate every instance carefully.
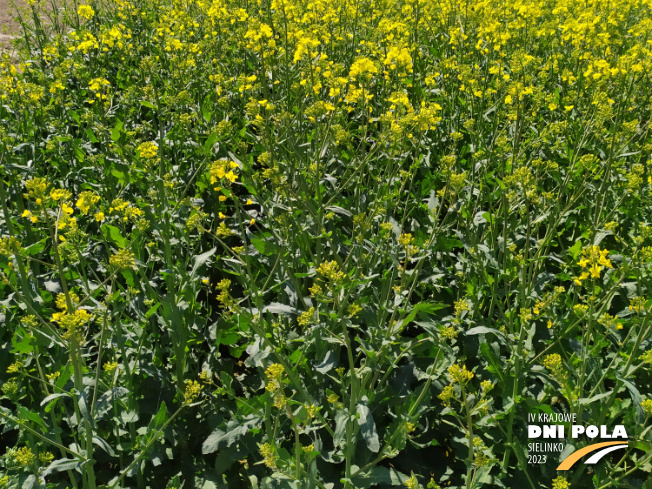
[556,441,628,470]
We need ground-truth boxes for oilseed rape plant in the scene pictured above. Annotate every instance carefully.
[2,0,652,487]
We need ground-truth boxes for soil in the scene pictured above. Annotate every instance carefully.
[0,1,80,54]
[0,0,19,52]
[0,0,19,34]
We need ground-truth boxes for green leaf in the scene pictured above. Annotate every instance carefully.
[289,348,302,363]
[436,235,463,251]
[619,376,645,423]
[479,342,505,383]
[16,406,48,430]
[202,95,213,123]
[251,237,279,256]
[102,224,128,248]
[73,142,85,162]
[293,272,314,278]
[401,301,446,327]
[203,132,219,156]
[219,332,240,346]
[11,330,36,355]
[121,269,135,287]
[111,168,129,184]
[569,239,582,260]
[111,120,124,142]
[23,239,46,255]
[86,128,98,143]
[578,391,613,405]
[145,303,161,318]
[149,402,168,432]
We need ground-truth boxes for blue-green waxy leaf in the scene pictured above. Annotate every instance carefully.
[94,387,129,420]
[262,303,298,315]
[466,326,505,338]
[202,415,262,454]
[43,458,85,476]
[21,474,37,489]
[619,376,645,423]
[356,397,380,453]
[93,435,117,457]
[191,247,217,276]
[41,392,71,413]
[333,411,349,448]
[349,466,409,487]
[315,350,337,373]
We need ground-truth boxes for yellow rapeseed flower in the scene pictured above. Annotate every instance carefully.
[447,364,474,384]
[14,446,35,467]
[76,191,100,215]
[78,4,95,20]
[641,399,652,415]
[184,379,203,403]
[109,249,136,269]
[552,477,570,489]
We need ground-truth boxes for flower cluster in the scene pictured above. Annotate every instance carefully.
[209,159,239,187]
[316,260,346,283]
[109,249,136,269]
[258,442,278,469]
[542,354,568,383]
[264,363,287,408]
[184,379,204,404]
[551,477,570,489]
[574,245,613,285]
